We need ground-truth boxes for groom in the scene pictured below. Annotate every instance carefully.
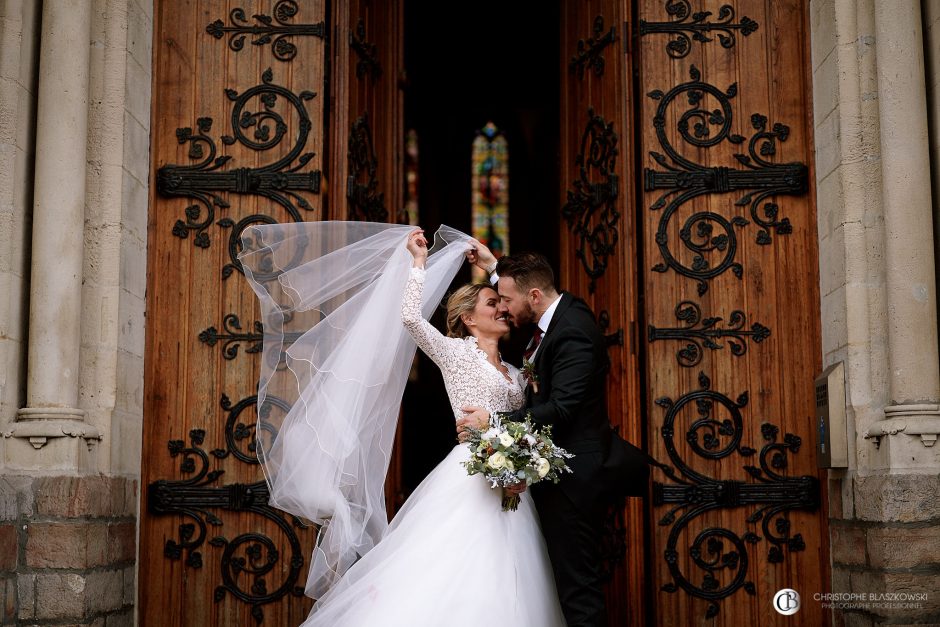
[459,244,620,627]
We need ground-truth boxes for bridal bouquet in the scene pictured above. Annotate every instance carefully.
[462,412,574,511]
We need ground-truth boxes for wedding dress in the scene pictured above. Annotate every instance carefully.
[239,223,565,625]
[298,266,566,626]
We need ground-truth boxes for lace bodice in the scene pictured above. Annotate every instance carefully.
[401,267,525,419]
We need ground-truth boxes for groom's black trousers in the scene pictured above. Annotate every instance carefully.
[534,473,608,627]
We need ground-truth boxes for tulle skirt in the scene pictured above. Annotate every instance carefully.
[300,443,567,626]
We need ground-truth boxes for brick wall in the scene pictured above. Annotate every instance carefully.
[828,475,940,626]
[0,476,137,626]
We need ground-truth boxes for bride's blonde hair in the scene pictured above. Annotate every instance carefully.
[445,283,492,338]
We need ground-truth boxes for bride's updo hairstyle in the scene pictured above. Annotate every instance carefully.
[445,283,491,338]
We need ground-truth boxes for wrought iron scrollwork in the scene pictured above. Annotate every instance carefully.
[197,311,306,370]
[347,114,388,222]
[651,372,819,619]
[206,0,326,62]
[648,301,770,367]
[598,310,625,348]
[639,0,758,59]
[147,416,308,624]
[644,65,807,295]
[199,314,263,360]
[211,394,286,466]
[350,18,382,82]
[570,15,617,79]
[562,109,620,293]
[156,68,320,278]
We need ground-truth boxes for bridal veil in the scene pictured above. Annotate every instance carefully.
[238,222,471,599]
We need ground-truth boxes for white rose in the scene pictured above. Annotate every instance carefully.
[498,432,515,448]
[536,458,551,478]
[488,452,506,469]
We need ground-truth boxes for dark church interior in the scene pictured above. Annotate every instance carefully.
[399,1,563,497]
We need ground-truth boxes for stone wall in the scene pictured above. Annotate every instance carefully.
[0,0,38,444]
[811,0,940,624]
[931,0,940,330]
[0,0,151,624]
[81,0,151,477]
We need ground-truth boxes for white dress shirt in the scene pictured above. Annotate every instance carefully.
[530,295,561,359]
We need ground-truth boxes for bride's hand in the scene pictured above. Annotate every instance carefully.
[407,229,428,267]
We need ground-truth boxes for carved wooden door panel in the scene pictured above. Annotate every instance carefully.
[140,1,402,624]
[560,3,646,626]
[327,0,406,513]
[328,0,402,224]
[636,0,827,624]
[560,0,826,625]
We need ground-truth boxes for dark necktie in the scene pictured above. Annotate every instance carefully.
[523,327,544,361]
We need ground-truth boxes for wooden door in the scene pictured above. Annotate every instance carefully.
[327,0,407,512]
[140,1,402,624]
[560,0,827,625]
[560,3,646,626]
[635,0,827,624]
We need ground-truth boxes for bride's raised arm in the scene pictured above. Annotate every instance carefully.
[401,264,453,367]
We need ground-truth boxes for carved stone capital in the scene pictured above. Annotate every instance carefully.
[4,408,102,450]
[865,404,940,447]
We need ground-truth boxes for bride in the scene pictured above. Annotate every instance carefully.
[239,223,565,626]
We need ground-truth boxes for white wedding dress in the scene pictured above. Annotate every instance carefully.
[299,267,566,626]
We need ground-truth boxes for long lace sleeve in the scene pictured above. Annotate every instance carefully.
[401,266,452,365]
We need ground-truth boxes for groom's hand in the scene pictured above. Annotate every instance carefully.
[456,406,490,442]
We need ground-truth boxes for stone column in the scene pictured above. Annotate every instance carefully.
[3,0,100,454]
[864,0,940,463]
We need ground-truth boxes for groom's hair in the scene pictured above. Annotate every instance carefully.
[496,252,556,294]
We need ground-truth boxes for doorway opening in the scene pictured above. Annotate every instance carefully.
[399,1,562,498]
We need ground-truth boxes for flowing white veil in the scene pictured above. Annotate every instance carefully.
[238,221,472,599]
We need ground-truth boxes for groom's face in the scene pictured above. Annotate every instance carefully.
[496,276,536,328]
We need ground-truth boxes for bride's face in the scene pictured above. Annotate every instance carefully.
[464,287,510,338]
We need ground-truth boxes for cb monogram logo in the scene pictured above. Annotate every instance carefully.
[773,588,801,615]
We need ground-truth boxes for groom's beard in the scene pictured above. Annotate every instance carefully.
[509,302,536,328]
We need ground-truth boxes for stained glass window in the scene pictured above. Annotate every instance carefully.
[471,122,508,281]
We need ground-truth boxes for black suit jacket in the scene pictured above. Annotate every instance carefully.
[505,293,650,504]
[510,292,648,508]
[507,293,611,450]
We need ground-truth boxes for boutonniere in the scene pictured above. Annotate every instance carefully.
[522,358,540,393]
